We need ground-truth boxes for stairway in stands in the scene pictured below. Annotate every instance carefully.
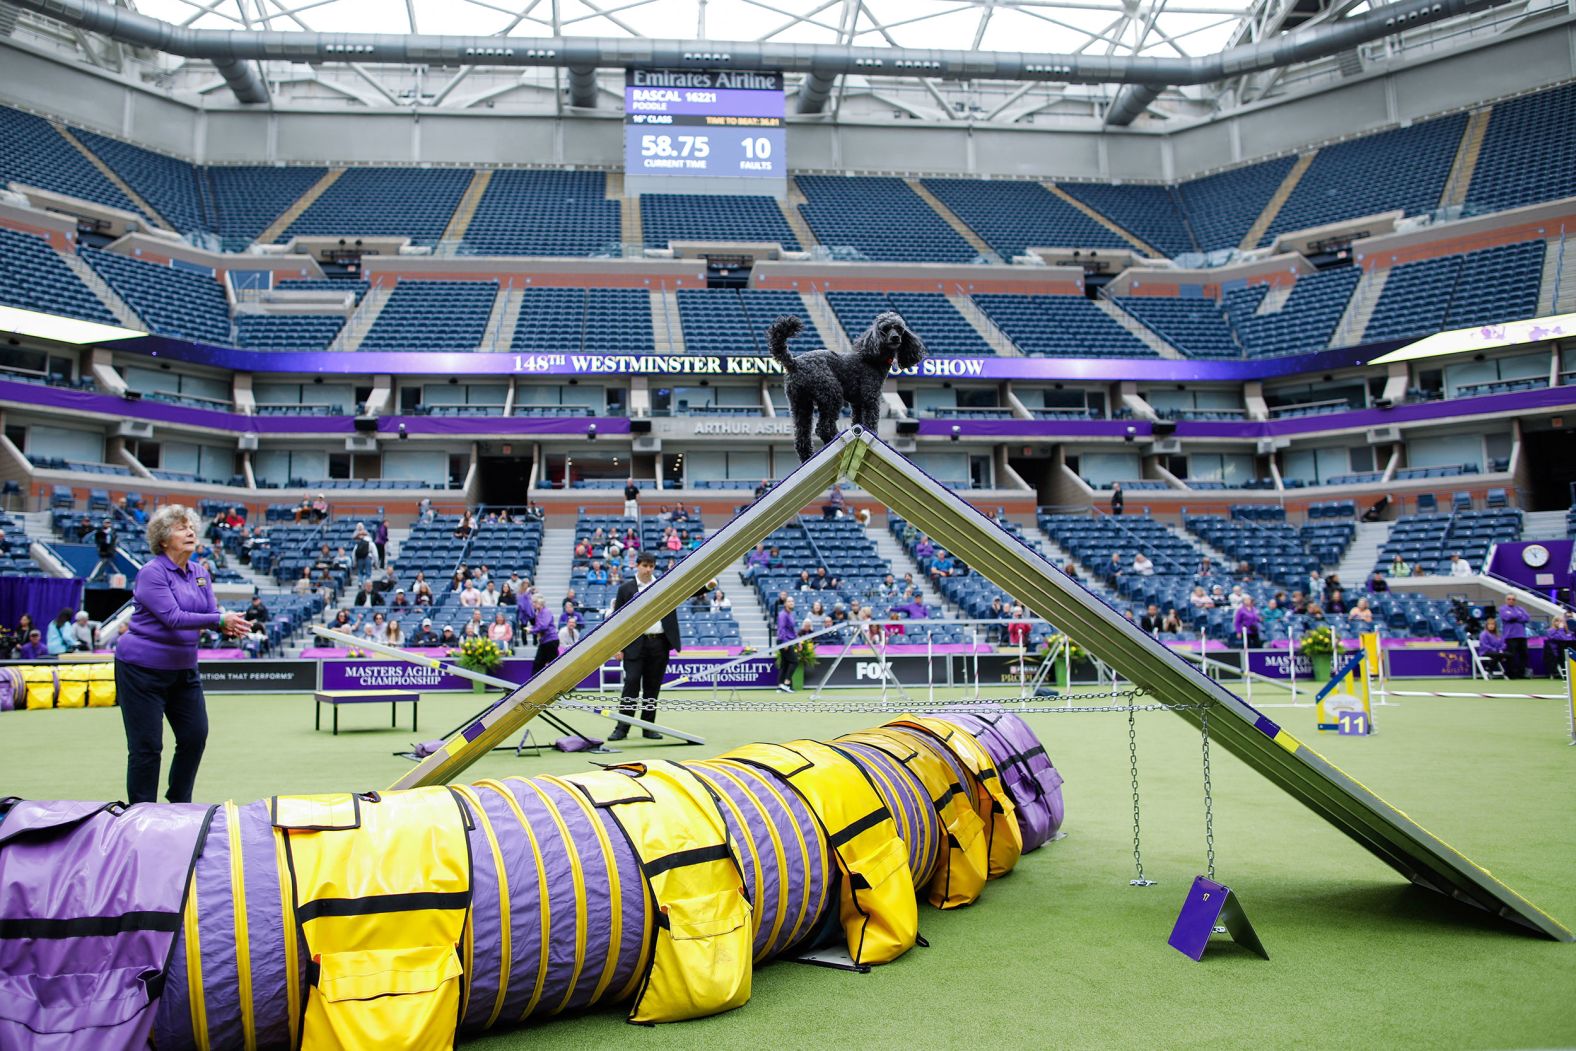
[54,124,173,232]
[533,523,578,621]
[906,180,1004,264]
[780,177,819,250]
[1239,151,1317,251]
[869,519,959,616]
[1328,266,1389,347]
[1333,520,1391,584]
[1438,107,1493,211]
[1521,510,1569,542]
[257,168,344,245]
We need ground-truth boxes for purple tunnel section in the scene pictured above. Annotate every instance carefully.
[931,709,1066,850]
[7,714,1061,1049]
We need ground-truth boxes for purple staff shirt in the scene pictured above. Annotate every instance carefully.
[116,554,221,670]
[1498,603,1530,640]
[533,602,559,645]
[776,608,798,644]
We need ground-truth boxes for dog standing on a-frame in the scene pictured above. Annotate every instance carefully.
[766,313,927,462]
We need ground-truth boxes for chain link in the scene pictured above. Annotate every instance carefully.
[1127,705,1155,887]
[550,687,1202,718]
[1201,707,1216,883]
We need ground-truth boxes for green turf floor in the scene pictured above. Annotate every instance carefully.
[5,680,1574,1049]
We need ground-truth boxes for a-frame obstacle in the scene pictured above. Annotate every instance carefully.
[391,427,1572,942]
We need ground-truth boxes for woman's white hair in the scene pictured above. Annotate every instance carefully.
[146,504,201,557]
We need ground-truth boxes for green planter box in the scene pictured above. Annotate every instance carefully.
[1309,652,1333,681]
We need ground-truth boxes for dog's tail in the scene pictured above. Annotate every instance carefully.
[766,315,804,371]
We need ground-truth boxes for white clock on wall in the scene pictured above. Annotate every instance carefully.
[1521,544,1551,568]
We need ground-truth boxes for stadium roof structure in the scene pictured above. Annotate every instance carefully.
[4,0,1567,125]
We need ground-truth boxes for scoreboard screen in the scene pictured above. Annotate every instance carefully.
[624,69,786,192]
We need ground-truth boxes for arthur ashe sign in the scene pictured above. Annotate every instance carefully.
[511,353,991,378]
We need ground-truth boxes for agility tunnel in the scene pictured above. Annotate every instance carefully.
[0,709,1063,1050]
[0,662,116,711]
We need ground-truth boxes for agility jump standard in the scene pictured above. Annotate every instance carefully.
[394,427,1570,940]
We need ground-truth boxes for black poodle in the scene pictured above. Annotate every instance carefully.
[767,312,927,462]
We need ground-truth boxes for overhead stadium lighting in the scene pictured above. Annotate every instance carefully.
[1369,312,1576,365]
[0,305,146,346]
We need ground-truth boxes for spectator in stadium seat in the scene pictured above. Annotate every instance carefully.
[311,493,328,523]
[386,618,405,647]
[1233,595,1261,648]
[489,611,514,649]
[988,596,1008,621]
[586,561,610,586]
[1289,590,1308,615]
[1139,604,1163,636]
[410,619,439,647]
[390,589,410,610]
[47,608,76,655]
[244,595,270,631]
[1228,586,1245,610]
[1476,617,1508,676]
[914,535,934,560]
[1189,586,1214,611]
[1326,589,1347,616]
[353,582,384,608]
[710,589,731,612]
[459,581,482,608]
[72,611,95,652]
[796,570,814,591]
[1198,556,1214,578]
[440,626,460,649]
[1110,482,1124,516]
[1350,598,1375,628]
[624,478,640,518]
[1162,608,1183,634]
[1544,612,1572,678]
[480,582,501,608]
[19,629,48,660]
[1389,554,1411,578]
[373,565,398,594]
[1449,552,1473,577]
[1368,572,1389,594]
[1308,569,1326,604]
[293,497,314,523]
[1133,552,1155,576]
[454,511,475,540]
[1262,598,1285,629]
[1007,604,1031,647]
[360,612,386,641]
[930,550,956,581]
[1498,593,1531,678]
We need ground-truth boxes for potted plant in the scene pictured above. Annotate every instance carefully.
[781,637,817,691]
[1044,635,1089,689]
[1299,626,1336,681]
[453,637,504,693]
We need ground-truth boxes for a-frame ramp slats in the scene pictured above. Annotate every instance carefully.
[387,433,854,791]
[848,435,1571,941]
[394,426,1570,941]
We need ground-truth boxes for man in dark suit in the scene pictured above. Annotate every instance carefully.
[610,551,712,740]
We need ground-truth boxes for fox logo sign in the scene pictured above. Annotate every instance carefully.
[855,662,887,680]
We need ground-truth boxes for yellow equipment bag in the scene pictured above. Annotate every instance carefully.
[22,666,56,710]
[54,664,91,709]
[724,741,918,965]
[87,663,116,707]
[840,728,988,910]
[888,717,1023,879]
[567,761,752,1025]
[273,787,472,1051]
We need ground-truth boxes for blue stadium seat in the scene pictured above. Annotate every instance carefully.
[461,170,619,256]
[642,193,799,250]
[207,166,328,251]
[796,176,977,263]
[1466,83,1576,215]
[80,248,231,344]
[0,107,141,218]
[511,288,653,355]
[360,280,498,351]
[922,179,1130,260]
[972,294,1157,358]
[281,168,472,245]
[0,228,118,326]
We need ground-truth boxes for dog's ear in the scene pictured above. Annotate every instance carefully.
[896,322,927,370]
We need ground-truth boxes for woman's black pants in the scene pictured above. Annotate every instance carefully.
[116,660,208,804]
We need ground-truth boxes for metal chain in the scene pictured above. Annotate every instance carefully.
[1201,707,1217,882]
[1127,705,1155,887]
[548,688,1204,718]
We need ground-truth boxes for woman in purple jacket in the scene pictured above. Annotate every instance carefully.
[115,505,249,804]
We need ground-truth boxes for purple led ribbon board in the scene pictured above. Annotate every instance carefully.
[1168,876,1269,962]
